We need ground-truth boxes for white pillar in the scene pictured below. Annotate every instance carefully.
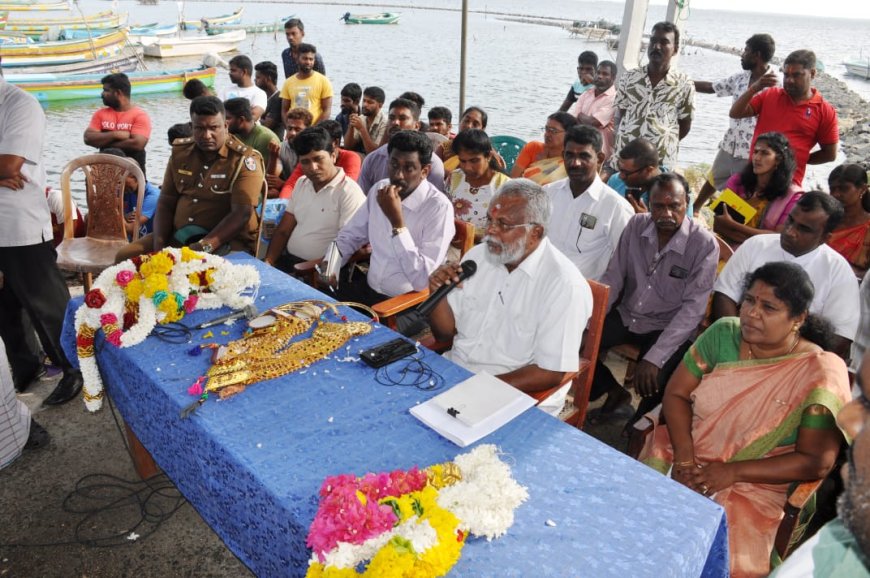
[616,0,650,73]
[667,0,690,64]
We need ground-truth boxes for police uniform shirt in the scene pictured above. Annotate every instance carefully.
[161,135,264,252]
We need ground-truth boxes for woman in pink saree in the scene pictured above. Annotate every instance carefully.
[639,262,851,578]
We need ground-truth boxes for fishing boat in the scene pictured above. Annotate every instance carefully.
[0,30,127,66]
[59,22,177,43]
[205,16,292,35]
[143,29,244,58]
[6,65,215,102]
[0,0,70,11]
[180,6,243,31]
[4,10,127,35]
[340,12,400,25]
[10,45,143,74]
[0,31,33,44]
[844,57,870,79]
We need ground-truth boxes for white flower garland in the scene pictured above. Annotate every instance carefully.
[74,248,260,412]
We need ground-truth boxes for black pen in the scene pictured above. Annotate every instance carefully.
[498,291,504,304]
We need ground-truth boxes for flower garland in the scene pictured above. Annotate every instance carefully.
[305,445,528,577]
[74,248,260,412]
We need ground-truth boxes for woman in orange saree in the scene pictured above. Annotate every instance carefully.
[827,163,870,278]
[640,262,851,578]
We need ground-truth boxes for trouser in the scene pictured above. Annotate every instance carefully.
[0,242,73,383]
[590,310,691,423]
[331,265,390,308]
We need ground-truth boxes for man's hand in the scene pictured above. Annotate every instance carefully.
[265,174,285,190]
[633,360,661,397]
[316,258,337,289]
[749,71,778,94]
[580,71,595,85]
[377,184,405,228]
[627,191,648,214]
[0,175,26,190]
[348,113,366,133]
[111,130,132,140]
[268,140,281,158]
[428,262,464,294]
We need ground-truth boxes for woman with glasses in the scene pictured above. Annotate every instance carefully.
[712,132,802,248]
[510,112,578,185]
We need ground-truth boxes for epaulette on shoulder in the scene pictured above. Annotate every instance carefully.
[171,137,194,146]
[226,134,253,156]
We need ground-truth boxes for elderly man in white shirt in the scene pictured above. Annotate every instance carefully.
[545,125,633,281]
[329,130,454,305]
[713,191,859,359]
[427,179,592,416]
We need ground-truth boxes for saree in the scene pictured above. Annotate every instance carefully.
[828,221,870,271]
[640,320,851,578]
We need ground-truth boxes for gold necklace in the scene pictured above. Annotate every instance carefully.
[746,333,800,360]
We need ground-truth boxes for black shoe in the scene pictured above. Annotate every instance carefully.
[43,371,83,406]
[24,418,50,450]
[13,363,46,393]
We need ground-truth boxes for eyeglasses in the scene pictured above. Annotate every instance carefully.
[484,216,536,232]
[617,163,646,177]
[541,126,565,135]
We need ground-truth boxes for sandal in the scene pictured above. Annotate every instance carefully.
[24,419,50,450]
[587,387,633,425]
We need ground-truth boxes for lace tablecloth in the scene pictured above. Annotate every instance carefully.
[62,256,728,577]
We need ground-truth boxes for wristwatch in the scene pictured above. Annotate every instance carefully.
[391,226,407,237]
[200,241,214,254]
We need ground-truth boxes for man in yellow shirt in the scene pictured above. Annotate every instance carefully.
[280,43,332,125]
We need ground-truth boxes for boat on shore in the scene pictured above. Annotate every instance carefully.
[59,22,177,43]
[7,65,215,102]
[180,6,243,31]
[844,58,870,80]
[143,29,244,58]
[205,16,291,35]
[340,12,400,25]
[0,29,126,57]
[3,10,127,35]
[9,45,142,73]
[0,0,70,11]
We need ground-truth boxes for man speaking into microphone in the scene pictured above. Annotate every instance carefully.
[426,179,592,415]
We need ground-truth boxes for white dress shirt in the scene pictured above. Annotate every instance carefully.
[445,238,592,414]
[714,234,860,340]
[0,79,50,247]
[285,168,365,260]
[335,178,454,296]
[544,176,634,280]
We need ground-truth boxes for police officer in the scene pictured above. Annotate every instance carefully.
[116,96,265,262]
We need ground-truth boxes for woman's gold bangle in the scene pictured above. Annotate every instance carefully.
[674,460,696,467]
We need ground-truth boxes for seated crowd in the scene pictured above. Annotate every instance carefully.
[3,15,870,578]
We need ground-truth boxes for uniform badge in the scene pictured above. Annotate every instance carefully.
[244,156,257,171]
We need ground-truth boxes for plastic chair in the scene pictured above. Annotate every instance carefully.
[56,154,145,292]
[529,279,610,426]
[490,135,526,173]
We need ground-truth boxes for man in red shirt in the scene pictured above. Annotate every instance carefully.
[83,73,152,176]
[279,119,360,199]
[729,49,838,187]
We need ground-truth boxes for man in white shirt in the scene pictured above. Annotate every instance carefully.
[220,55,268,122]
[264,126,364,271]
[328,130,454,305]
[713,192,859,358]
[427,179,591,415]
[545,125,633,280]
[0,63,83,406]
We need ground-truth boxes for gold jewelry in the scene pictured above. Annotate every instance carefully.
[746,332,801,360]
[674,460,696,468]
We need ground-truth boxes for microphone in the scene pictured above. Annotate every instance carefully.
[194,304,258,330]
[397,261,477,337]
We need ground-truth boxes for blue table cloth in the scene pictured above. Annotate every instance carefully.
[62,256,728,577]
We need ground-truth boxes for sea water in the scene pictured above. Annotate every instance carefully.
[37,0,870,202]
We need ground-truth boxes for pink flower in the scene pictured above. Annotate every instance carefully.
[183,294,199,314]
[105,330,122,347]
[100,313,118,326]
[115,270,135,287]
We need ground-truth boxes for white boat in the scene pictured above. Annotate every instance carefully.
[844,58,870,80]
[142,29,244,58]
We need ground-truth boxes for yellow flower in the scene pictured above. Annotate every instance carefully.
[205,269,216,286]
[143,274,168,298]
[144,252,174,276]
[356,490,368,507]
[180,246,201,262]
[188,273,201,287]
[124,278,144,302]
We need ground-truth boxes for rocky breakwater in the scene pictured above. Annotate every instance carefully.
[814,72,870,168]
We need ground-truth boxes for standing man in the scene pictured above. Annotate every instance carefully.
[427,179,591,415]
[568,60,618,160]
[712,192,858,358]
[281,18,325,79]
[328,130,454,305]
[224,98,281,171]
[544,126,633,281]
[609,22,694,175]
[0,58,84,406]
[591,174,718,428]
[559,50,598,112]
[280,44,332,125]
[730,49,838,187]
[357,99,445,194]
[344,86,388,155]
[255,60,284,140]
[220,55,268,122]
[335,82,361,137]
[264,126,365,271]
[115,96,265,261]
[83,72,151,176]
[692,34,777,214]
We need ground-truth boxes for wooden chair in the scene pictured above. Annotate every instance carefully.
[528,279,610,428]
[56,154,145,292]
[490,135,526,173]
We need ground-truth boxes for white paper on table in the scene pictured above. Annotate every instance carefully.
[410,372,536,447]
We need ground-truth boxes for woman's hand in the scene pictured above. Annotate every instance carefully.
[671,461,699,489]
[688,462,737,496]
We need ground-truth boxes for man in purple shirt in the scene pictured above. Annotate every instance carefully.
[591,173,719,429]
[327,130,454,306]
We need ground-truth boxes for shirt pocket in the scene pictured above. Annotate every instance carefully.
[652,270,688,309]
